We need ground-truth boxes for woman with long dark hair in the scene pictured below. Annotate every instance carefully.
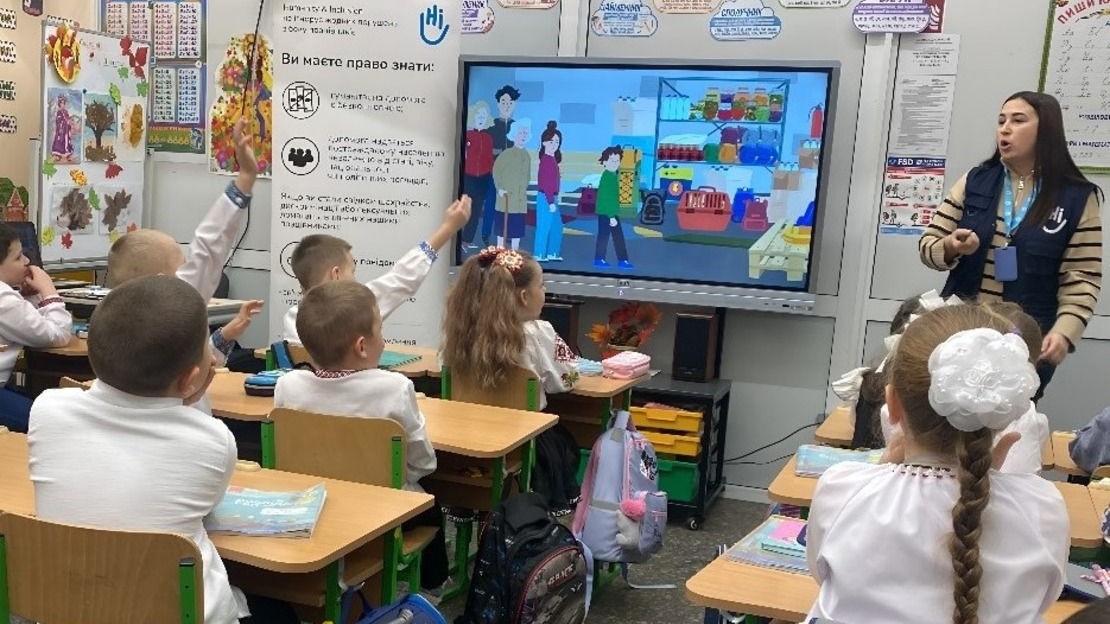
[918,91,1103,400]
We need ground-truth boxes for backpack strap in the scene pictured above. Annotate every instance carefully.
[271,340,294,369]
[620,562,676,590]
[572,437,603,537]
[613,409,632,430]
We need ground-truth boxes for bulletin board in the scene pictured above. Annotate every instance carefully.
[38,25,149,265]
[0,0,96,206]
[1038,0,1110,173]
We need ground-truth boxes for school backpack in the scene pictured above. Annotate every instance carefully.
[639,191,665,226]
[575,187,597,216]
[341,590,446,624]
[456,493,588,624]
[573,410,667,564]
[530,424,582,517]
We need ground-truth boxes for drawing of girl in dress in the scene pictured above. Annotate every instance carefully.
[48,89,82,164]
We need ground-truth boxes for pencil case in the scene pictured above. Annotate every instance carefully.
[243,369,290,397]
[602,351,650,379]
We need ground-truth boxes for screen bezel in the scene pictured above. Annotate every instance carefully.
[453,56,840,311]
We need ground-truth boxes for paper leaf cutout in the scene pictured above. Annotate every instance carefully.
[120,36,133,55]
[109,229,121,243]
[118,66,129,80]
[126,222,138,233]
[136,81,149,97]
[102,189,131,231]
[68,169,87,186]
[41,226,56,247]
[61,231,73,249]
[58,189,93,230]
[42,160,57,177]
[87,187,99,210]
[106,162,123,179]
[109,84,121,105]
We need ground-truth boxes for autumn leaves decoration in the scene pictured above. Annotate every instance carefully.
[41,25,143,251]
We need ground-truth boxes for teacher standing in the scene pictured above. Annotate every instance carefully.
[919,91,1103,400]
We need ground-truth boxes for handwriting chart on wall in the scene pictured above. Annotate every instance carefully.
[102,0,207,155]
[1040,0,1110,172]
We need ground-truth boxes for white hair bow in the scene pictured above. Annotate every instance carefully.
[927,328,1038,432]
[832,367,871,404]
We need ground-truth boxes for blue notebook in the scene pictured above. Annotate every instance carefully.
[204,483,326,538]
[379,350,421,370]
[723,515,809,574]
[795,444,884,477]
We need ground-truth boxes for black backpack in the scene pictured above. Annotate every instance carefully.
[455,493,588,624]
[531,424,581,517]
[639,191,665,226]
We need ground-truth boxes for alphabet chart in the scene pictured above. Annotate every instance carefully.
[1039,0,1110,172]
[102,0,207,155]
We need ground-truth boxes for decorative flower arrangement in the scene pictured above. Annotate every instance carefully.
[588,302,662,358]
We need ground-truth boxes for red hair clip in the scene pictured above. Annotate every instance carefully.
[494,249,525,274]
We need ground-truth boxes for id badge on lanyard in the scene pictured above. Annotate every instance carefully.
[997,173,1036,283]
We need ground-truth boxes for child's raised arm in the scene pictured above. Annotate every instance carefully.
[425,196,472,252]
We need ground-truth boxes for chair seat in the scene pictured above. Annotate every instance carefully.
[1092,465,1110,479]
[402,526,438,557]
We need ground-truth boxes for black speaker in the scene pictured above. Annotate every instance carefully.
[541,299,582,354]
[672,309,724,383]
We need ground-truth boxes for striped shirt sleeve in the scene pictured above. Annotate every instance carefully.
[919,173,967,271]
[1052,190,1103,347]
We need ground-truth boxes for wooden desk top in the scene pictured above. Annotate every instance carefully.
[768,455,1100,549]
[0,432,432,574]
[571,374,644,399]
[1052,431,1086,477]
[685,556,816,621]
[814,406,853,447]
[207,372,274,421]
[418,398,557,458]
[33,336,89,357]
[1088,485,1110,522]
[685,552,1088,623]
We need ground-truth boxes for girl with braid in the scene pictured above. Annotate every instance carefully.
[805,304,1068,624]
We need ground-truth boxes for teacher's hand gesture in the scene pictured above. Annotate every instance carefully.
[942,228,980,263]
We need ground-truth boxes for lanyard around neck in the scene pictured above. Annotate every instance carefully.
[1002,168,1037,236]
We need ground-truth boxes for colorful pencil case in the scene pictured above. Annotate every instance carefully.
[602,351,651,379]
[243,369,291,397]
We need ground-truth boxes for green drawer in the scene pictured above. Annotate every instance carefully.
[575,450,700,504]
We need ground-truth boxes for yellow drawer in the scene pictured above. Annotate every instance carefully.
[642,430,701,457]
[630,406,703,433]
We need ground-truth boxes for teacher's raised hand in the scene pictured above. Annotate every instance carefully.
[942,228,980,263]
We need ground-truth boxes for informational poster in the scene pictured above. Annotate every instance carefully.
[0,0,95,198]
[39,26,147,263]
[1040,0,1110,172]
[497,0,557,7]
[778,0,849,7]
[852,0,929,34]
[878,157,944,236]
[102,0,206,154]
[272,0,461,345]
[708,0,783,41]
[590,0,659,37]
[882,33,957,236]
[462,0,496,33]
[653,0,721,12]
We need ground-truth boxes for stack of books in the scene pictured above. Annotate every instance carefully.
[794,444,884,477]
[724,515,809,574]
[204,483,326,538]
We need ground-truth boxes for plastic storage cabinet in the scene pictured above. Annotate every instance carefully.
[632,375,731,530]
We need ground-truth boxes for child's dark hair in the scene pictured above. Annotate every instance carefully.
[297,281,378,370]
[851,368,887,449]
[540,120,563,164]
[0,223,20,261]
[89,275,208,396]
[495,85,521,102]
[1063,597,1110,623]
[891,293,926,335]
[290,234,352,290]
[599,146,623,163]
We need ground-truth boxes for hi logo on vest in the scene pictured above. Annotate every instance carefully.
[1043,207,1067,234]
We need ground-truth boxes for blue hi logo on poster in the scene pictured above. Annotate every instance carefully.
[419,4,450,45]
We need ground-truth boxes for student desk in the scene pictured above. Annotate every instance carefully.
[767,456,1103,552]
[254,344,439,379]
[685,550,1090,623]
[1088,485,1110,525]
[207,371,274,421]
[0,431,432,623]
[814,406,854,447]
[1052,431,1087,477]
[59,292,245,324]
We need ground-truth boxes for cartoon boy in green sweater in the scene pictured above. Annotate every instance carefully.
[594,146,632,269]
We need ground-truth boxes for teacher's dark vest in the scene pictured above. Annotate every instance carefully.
[941,162,1093,332]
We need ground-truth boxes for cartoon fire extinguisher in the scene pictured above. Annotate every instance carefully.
[809,105,824,140]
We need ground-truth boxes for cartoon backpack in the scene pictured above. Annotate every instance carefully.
[573,410,668,569]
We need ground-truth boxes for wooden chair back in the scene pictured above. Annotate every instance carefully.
[0,512,203,623]
[270,408,405,488]
[442,365,539,411]
[58,376,91,390]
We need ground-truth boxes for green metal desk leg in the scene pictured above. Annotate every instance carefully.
[0,535,9,621]
[521,440,536,492]
[440,519,473,603]
[381,528,400,604]
[621,389,632,411]
[179,559,198,623]
[260,420,275,469]
[325,560,341,623]
[265,350,275,370]
[593,561,620,596]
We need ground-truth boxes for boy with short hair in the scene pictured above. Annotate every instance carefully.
[273,280,447,591]
[0,223,72,432]
[28,276,295,624]
[282,196,471,343]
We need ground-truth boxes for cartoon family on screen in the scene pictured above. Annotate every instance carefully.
[460,69,829,287]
